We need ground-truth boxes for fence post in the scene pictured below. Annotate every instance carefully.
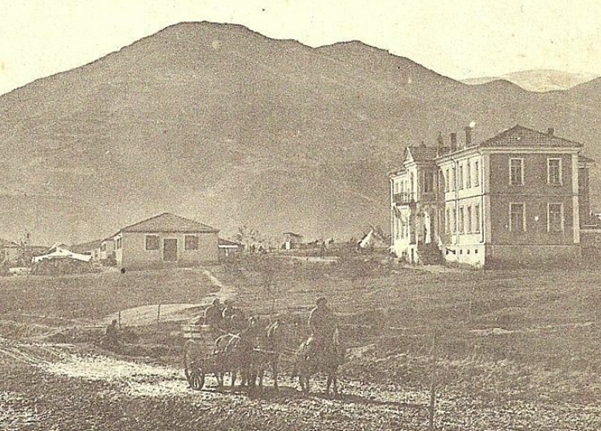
[428,329,438,431]
[157,304,161,329]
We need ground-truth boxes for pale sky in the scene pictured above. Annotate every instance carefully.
[1,0,600,96]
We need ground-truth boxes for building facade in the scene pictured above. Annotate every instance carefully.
[389,125,594,267]
[113,213,219,270]
[0,239,19,266]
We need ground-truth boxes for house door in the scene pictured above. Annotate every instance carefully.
[163,239,178,262]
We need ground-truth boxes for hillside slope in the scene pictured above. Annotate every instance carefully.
[0,22,600,244]
[462,69,598,92]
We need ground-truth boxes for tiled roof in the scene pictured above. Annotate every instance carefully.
[120,213,219,233]
[479,125,583,148]
[407,146,438,162]
[70,239,103,253]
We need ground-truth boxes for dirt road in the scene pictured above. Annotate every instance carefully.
[1,337,600,431]
[103,269,237,326]
[0,338,431,431]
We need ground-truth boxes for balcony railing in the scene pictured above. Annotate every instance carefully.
[393,192,416,205]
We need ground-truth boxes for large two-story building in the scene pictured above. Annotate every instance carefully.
[389,125,595,267]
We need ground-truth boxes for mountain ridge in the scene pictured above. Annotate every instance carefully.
[0,21,599,245]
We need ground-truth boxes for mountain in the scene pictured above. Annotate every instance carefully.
[462,69,598,92]
[1,21,601,245]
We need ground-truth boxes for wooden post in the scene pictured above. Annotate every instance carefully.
[157,304,161,329]
[428,329,438,431]
[118,310,121,329]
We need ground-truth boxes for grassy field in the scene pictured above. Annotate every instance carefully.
[1,256,601,429]
[0,267,215,320]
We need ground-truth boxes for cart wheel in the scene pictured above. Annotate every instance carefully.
[189,368,205,390]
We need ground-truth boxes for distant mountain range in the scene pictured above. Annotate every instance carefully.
[462,70,598,92]
[1,22,600,244]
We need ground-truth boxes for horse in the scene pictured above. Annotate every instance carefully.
[249,317,300,390]
[213,317,260,388]
[294,327,346,395]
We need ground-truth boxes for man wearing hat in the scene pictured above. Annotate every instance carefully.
[308,297,337,356]
[203,298,224,338]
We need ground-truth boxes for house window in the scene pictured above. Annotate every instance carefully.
[423,171,434,193]
[466,162,472,189]
[185,235,199,250]
[445,168,450,192]
[474,161,480,186]
[459,207,465,233]
[510,159,524,185]
[548,203,564,232]
[509,203,525,232]
[451,167,456,191]
[452,208,457,233]
[116,237,122,250]
[458,165,464,190]
[475,204,481,233]
[446,208,450,233]
[145,235,160,251]
[548,158,562,186]
[467,206,472,233]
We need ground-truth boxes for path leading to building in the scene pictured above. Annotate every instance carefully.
[103,268,237,327]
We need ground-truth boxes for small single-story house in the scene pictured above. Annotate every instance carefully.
[0,238,19,265]
[283,232,304,250]
[71,239,103,261]
[98,237,116,263]
[113,213,219,270]
[218,238,245,259]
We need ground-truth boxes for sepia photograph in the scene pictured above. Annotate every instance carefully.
[0,1,600,429]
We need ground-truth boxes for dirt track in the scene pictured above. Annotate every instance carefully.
[0,338,432,431]
[102,269,237,326]
[2,337,600,431]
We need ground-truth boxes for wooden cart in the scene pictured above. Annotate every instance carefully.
[182,324,221,390]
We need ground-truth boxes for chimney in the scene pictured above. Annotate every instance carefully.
[450,132,457,151]
[548,127,554,137]
[464,126,472,147]
[436,132,444,148]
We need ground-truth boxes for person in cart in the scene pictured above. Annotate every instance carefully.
[201,298,224,338]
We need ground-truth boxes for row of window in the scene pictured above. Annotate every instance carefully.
[509,203,564,232]
[510,158,563,186]
[443,159,480,192]
[394,218,410,240]
[145,235,199,251]
[445,204,481,234]
[394,171,436,195]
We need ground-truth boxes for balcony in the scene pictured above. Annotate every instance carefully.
[393,192,416,206]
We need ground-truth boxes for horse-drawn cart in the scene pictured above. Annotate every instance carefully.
[182,324,221,390]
